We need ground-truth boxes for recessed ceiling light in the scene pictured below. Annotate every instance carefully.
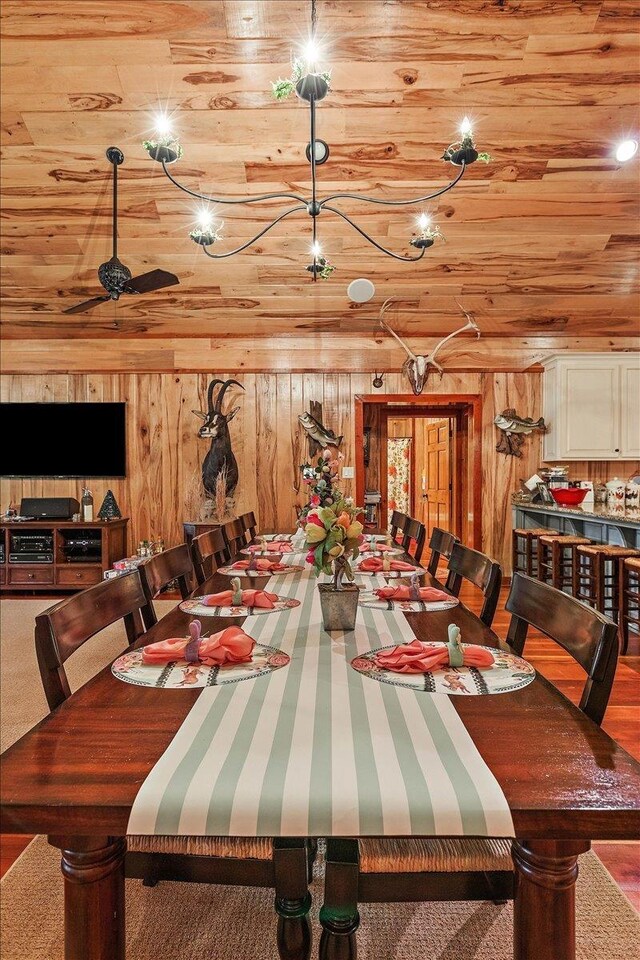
[615,139,638,163]
[347,278,376,303]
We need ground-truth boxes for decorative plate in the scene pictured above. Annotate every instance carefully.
[239,547,302,557]
[358,591,459,612]
[218,564,305,578]
[350,643,535,696]
[353,565,427,578]
[179,595,301,617]
[112,643,290,689]
[358,547,404,557]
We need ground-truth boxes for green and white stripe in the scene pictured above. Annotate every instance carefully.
[127,567,514,838]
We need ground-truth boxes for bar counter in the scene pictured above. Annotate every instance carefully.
[512,502,640,549]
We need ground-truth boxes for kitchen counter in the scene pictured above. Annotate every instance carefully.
[512,501,640,549]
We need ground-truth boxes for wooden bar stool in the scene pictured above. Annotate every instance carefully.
[537,534,591,591]
[512,527,558,577]
[619,556,640,655]
[573,544,640,622]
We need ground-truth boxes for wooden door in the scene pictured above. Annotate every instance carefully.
[416,419,451,535]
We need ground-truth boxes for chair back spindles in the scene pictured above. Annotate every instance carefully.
[238,511,258,543]
[35,570,147,711]
[401,517,427,563]
[138,544,195,628]
[223,518,246,556]
[506,573,618,725]
[191,527,230,585]
[445,542,502,627]
[426,527,459,578]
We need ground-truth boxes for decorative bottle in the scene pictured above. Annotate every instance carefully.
[81,488,94,522]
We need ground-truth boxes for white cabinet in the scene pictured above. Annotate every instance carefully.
[542,354,640,461]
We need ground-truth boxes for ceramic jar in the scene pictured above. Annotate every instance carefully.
[605,478,626,508]
[625,483,640,510]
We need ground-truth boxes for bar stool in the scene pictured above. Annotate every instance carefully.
[573,544,640,622]
[619,556,640,655]
[512,527,559,577]
[537,534,592,591]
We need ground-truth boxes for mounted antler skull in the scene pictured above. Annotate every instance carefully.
[378,298,481,395]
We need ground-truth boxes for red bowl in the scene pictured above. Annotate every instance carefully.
[550,488,588,506]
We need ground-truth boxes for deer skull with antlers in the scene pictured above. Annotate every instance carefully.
[378,298,481,395]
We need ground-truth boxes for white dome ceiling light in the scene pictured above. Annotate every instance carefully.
[615,140,638,163]
[347,278,376,303]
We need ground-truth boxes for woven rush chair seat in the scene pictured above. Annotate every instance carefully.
[513,527,558,537]
[128,835,273,860]
[577,544,640,557]
[538,534,590,545]
[625,557,640,572]
[358,837,512,874]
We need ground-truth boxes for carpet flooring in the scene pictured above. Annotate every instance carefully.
[1,598,639,959]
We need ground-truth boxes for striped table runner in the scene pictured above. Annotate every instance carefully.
[127,566,514,838]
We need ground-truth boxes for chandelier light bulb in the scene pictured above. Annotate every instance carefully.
[154,113,173,137]
[311,241,322,258]
[460,116,473,137]
[615,139,638,163]
[417,214,431,232]
[302,37,321,68]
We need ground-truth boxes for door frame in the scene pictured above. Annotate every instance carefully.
[354,394,482,549]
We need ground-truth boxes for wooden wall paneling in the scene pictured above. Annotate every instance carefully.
[255,374,278,532]
[275,374,294,532]
[290,373,304,510]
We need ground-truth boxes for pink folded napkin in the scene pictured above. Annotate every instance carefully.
[202,589,278,609]
[142,620,255,666]
[374,639,494,674]
[247,541,293,554]
[374,585,451,602]
[359,557,417,573]
[232,558,287,572]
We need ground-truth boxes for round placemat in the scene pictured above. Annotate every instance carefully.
[112,643,290,689]
[240,547,301,557]
[351,642,535,696]
[358,547,404,557]
[218,564,305,577]
[358,591,459,612]
[179,595,300,617]
[354,565,427,578]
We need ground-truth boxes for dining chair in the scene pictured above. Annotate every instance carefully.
[191,527,230,585]
[401,516,426,563]
[34,571,315,960]
[445,542,502,627]
[389,510,408,543]
[426,527,459,580]
[138,543,195,629]
[223,517,247,556]
[239,510,258,543]
[319,573,620,955]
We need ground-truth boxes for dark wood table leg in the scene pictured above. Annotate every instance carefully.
[512,839,590,960]
[319,839,359,960]
[274,838,312,960]
[49,835,126,960]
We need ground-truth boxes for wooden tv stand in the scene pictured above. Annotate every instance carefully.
[0,518,128,593]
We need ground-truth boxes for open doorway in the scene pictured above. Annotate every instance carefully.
[355,394,482,549]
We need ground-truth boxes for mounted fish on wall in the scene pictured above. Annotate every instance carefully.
[494,409,546,458]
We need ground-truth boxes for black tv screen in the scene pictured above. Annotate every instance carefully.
[1,403,126,478]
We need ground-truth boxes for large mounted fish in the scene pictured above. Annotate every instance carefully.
[494,408,546,458]
[298,411,343,450]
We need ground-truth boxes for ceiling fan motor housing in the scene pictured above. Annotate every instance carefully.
[98,256,132,297]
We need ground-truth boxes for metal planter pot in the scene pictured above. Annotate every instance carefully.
[318,583,360,632]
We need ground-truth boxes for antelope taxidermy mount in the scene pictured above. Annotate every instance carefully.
[192,378,244,498]
[377,298,481,395]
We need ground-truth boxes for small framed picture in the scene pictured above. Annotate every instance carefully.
[536,482,554,504]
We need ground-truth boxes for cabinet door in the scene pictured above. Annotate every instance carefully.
[620,359,640,459]
[542,361,559,460]
[561,360,620,459]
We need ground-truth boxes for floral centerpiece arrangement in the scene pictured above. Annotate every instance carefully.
[298,448,344,526]
[304,498,363,589]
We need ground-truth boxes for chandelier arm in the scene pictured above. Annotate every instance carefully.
[160,161,308,206]
[318,162,466,207]
[322,205,428,262]
[200,205,307,259]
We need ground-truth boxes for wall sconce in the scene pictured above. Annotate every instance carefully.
[372,372,385,389]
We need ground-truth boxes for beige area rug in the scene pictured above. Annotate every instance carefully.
[1,839,639,960]
[2,600,639,959]
[0,597,176,751]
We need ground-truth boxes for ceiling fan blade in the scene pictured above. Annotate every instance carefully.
[63,295,111,315]
[123,269,180,295]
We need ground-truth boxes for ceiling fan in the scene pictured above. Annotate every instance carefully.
[63,146,179,315]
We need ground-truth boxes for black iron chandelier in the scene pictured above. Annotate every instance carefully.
[143,0,488,280]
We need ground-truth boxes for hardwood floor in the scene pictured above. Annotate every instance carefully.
[1,582,638,912]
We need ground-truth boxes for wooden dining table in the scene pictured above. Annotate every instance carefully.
[1,546,640,960]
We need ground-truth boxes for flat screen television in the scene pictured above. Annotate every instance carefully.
[1,402,126,477]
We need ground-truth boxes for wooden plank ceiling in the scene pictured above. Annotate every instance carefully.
[1,0,639,369]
